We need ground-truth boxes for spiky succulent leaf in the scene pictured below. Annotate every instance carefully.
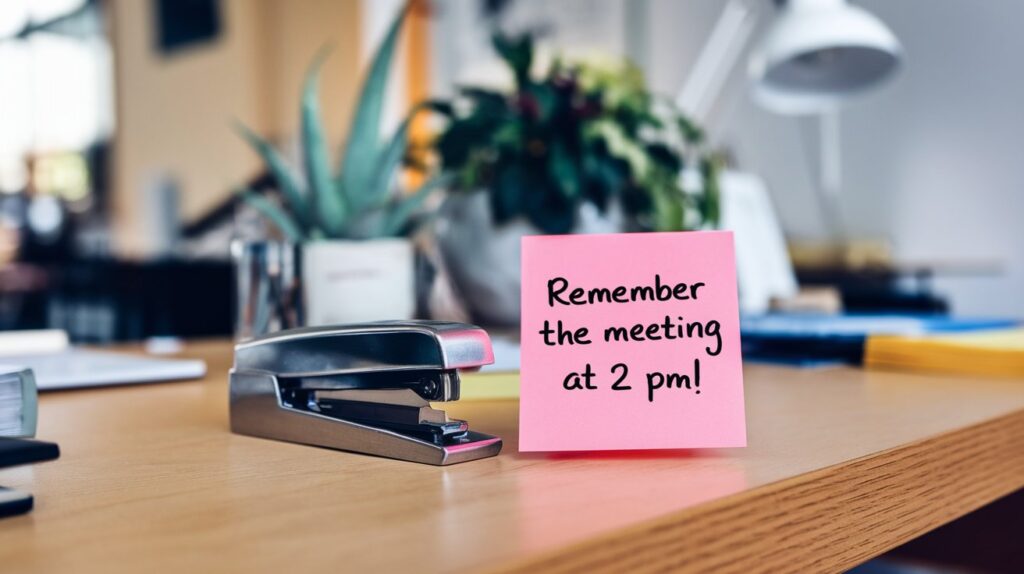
[233,121,308,225]
[337,4,408,212]
[378,173,452,237]
[239,189,304,242]
[368,101,448,205]
[301,47,346,236]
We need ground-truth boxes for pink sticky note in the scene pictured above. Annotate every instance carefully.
[519,231,746,452]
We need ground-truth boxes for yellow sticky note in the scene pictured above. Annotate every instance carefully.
[866,328,1024,378]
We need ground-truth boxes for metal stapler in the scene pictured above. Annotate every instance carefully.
[229,321,502,465]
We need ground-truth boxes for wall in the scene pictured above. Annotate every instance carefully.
[644,0,1024,317]
[110,0,362,256]
[260,0,363,145]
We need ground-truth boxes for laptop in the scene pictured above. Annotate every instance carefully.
[0,330,206,391]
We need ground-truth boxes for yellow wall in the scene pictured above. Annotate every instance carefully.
[110,0,362,256]
[261,0,362,145]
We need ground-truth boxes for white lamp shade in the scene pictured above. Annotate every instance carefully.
[749,0,902,115]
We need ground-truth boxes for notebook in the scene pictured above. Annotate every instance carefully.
[866,328,1024,378]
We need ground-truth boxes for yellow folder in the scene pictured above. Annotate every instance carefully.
[865,328,1024,378]
[458,372,520,400]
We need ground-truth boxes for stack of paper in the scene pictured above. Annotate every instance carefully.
[0,367,35,437]
[865,328,1024,378]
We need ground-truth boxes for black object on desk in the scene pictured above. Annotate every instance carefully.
[0,438,60,518]
[0,438,60,467]
[0,487,33,518]
[795,264,951,314]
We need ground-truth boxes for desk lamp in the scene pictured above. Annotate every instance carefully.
[748,0,902,242]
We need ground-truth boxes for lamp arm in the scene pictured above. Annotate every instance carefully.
[675,0,759,125]
[818,111,846,241]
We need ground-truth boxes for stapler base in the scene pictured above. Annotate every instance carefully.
[229,370,502,465]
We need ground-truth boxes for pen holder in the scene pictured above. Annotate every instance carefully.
[231,239,304,341]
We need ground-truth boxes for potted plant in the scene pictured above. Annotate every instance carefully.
[234,6,445,330]
[429,33,721,325]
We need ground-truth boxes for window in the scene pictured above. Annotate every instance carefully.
[0,0,113,202]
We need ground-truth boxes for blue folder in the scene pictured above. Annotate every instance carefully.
[740,314,1019,366]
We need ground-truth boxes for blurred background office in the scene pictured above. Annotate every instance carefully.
[0,0,1020,344]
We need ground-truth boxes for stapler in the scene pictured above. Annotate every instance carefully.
[229,321,502,465]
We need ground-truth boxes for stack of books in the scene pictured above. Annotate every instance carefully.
[0,367,36,437]
[865,328,1024,378]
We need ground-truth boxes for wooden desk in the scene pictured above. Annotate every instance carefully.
[1,340,1022,573]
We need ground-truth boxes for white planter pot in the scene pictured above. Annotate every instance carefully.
[437,193,621,326]
[302,238,415,325]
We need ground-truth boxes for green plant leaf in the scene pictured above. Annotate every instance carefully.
[301,46,346,236]
[585,119,649,179]
[368,101,447,209]
[678,115,705,145]
[524,83,557,122]
[239,189,305,242]
[645,142,683,173]
[458,87,508,113]
[337,3,409,211]
[646,178,685,232]
[424,100,454,117]
[233,121,308,225]
[492,33,533,87]
[378,173,452,237]
[700,155,721,227]
[527,186,574,234]
[492,161,525,224]
[548,140,579,200]
[491,120,523,150]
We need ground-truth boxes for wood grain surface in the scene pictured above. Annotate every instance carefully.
[0,340,1021,573]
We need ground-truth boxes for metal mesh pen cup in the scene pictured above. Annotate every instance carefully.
[231,240,304,341]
